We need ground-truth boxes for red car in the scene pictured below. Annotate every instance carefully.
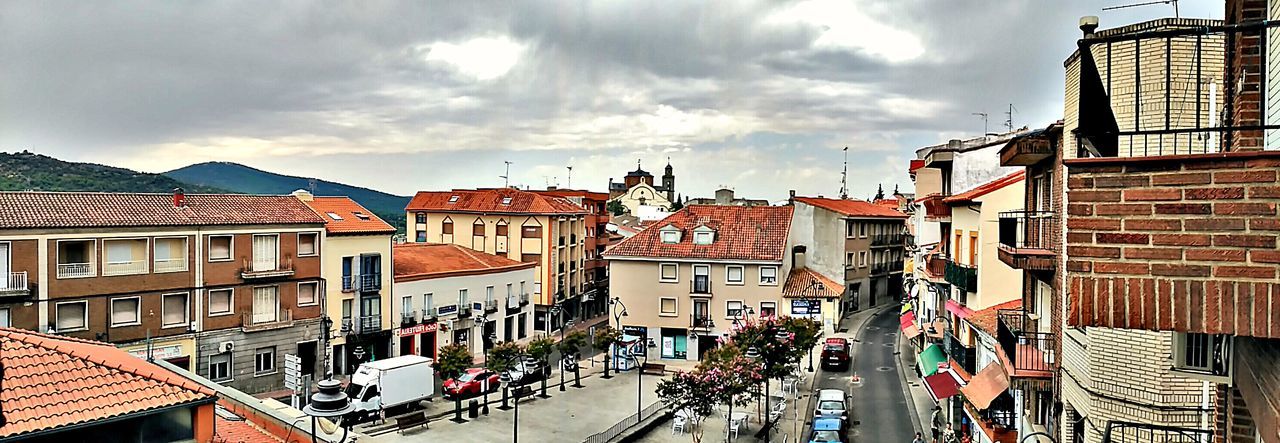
[820,338,851,371]
[443,368,500,399]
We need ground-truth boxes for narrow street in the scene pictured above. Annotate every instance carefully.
[809,305,914,443]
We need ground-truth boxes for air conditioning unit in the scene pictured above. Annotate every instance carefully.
[220,341,235,353]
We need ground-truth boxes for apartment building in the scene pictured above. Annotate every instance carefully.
[296,192,396,376]
[604,205,814,361]
[789,195,909,314]
[0,191,327,394]
[391,243,536,360]
[531,188,612,321]
[405,188,586,332]
[1059,5,1280,442]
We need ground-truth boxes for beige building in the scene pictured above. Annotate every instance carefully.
[405,188,587,331]
[790,196,909,314]
[296,191,396,376]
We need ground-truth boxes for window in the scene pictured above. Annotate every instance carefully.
[353,212,370,220]
[209,353,232,381]
[103,238,148,276]
[442,219,454,234]
[473,221,485,236]
[659,263,678,282]
[969,231,979,266]
[519,282,526,296]
[209,236,233,261]
[448,195,460,203]
[251,235,279,272]
[109,297,141,327]
[402,296,413,319]
[693,231,713,245]
[55,301,87,332]
[726,265,744,284]
[497,223,509,236]
[252,286,279,324]
[1174,333,1231,379]
[859,251,868,267]
[501,197,513,205]
[522,226,542,238]
[859,223,867,237]
[153,237,188,272]
[518,312,528,338]
[486,286,494,303]
[0,308,8,328]
[162,293,188,329]
[846,221,855,238]
[954,230,963,260]
[297,282,318,306]
[726,300,743,318]
[661,230,680,243]
[659,298,677,316]
[209,289,233,316]
[255,347,276,375]
[298,233,318,256]
[415,212,427,224]
[760,301,777,318]
[459,289,468,305]
[759,266,778,285]
[506,283,513,302]
[415,231,426,242]
[846,252,855,267]
[56,239,96,278]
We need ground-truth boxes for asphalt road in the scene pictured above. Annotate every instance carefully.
[811,307,914,443]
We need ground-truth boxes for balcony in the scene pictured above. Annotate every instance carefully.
[922,254,947,282]
[918,194,950,222]
[871,261,904,276]
[690,314,714,330]
[102,259,148,276]
[690,277,711,296]
[964,398,1018,443]
[341,273,381,293]
[457,305,473,318]
[999,133,1054,166]
[56,262,95,279]
[520,293,530,305]
[401,311,418,326]
[871,234,904,247]
[421,309,437,323]
[1100,421,1212,443]
[0,272,31,297]
[996,309,1054,378]
[944,259,977,293]
[354,314,382,334]
[996,210,1057,271]
[242,309,293,332]
[240,258,294,279]
[484,299,498,313]
[153,258,188,273]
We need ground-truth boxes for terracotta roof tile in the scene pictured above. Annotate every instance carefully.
[406,188,587,215]
[603,205,793,262]
[301,196,396,235]
[782,268,844,298]
[215,416,284,443]
[942,170,1025,204]
[793,197,908,219]
[965,300,1022,336]
[393,243,535,281]
[0,328,216,439]
[0,192,325,229]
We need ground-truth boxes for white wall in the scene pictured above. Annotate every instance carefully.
[392,266,537,357]
[952,143,1023,195]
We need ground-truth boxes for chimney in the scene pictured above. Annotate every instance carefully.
[291,189,314,201]
[172,188,185,208]
[788,190,796,206]
[1079,16,1099,38]
[792,245,808,270]
[715,188,733,205]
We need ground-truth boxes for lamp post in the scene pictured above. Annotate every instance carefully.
[500,370,520,443]
[803,281,826,372]
[629,343,648,418]
[302,379,354,443]
[606,297,628,379]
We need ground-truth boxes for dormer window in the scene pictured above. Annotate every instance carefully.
[448,195,460,203]
[326,212,344,220]
[661,230,680,244]
[501,197,513,205]
[353,212,370,220]
[693,231,713,245]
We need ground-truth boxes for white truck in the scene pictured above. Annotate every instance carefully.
[345,355,435,419]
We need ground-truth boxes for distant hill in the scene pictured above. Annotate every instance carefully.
[0,151,227,194]
[165,161,409,232]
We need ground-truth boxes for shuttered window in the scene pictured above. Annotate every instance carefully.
[162,293,188,328]
[252,235,277,271]
[252,286,279,323]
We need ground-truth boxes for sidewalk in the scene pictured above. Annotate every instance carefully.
[896,326,937,436]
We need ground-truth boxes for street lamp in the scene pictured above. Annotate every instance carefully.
[605,297,628,379]
[803,281,826,372]
[500,370,520,443]
[629,344,648,418]
[302,379,354,443]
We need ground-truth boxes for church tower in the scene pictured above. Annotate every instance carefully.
[662,158,675,202]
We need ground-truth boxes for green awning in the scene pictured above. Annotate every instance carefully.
[918,343,946,377]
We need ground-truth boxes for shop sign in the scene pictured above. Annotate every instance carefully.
[622,325,648,337]
[128,345,185,360]
[437,304,458,316]
[396,322,440,337]
[791,299,822,315]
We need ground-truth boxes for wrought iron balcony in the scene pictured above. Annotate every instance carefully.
[871,234,904,247]
[871,261,904,276]
[421,309,437,323]
[690,277,712,296]
[240,258,295,279]
[997,309,1054,378]
[401,311,417,326]
[354,314,382,334]
[341,273,381,293]
[690,314,714,330]
[944,258,977,293]
[484,299,499,313]
[997,210,1057,271]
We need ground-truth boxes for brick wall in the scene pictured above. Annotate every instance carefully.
[1065,151,1280,338]
[1227,0,1267,151]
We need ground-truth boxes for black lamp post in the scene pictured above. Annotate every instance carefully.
[605,297,628,379]
[500,369,520,443]
[629,343,648,418]
[302,379,354,443]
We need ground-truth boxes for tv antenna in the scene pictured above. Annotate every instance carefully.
[1102,0,1178,17]
[500,161,513,188]
[566,166,573,189]
[839,147,849,199]
[972,112,989,135]
[1004,104,1017,132]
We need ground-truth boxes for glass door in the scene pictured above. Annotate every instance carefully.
[252,235,277,271]
[0,243,9,290]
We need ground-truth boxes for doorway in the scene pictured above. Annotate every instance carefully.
[399,336,414,357]
[0,242,9,290]
[297,341,317,377]
[420,332,437,359]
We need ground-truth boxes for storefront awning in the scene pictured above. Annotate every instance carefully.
[925,319,948,339]
[923,372,961,401]
[918,343,947,377]
[945,300,975,319]
[960,363,1011,410]
[901,303,913,314]
[903,324,921,340]
[900,311,917,329]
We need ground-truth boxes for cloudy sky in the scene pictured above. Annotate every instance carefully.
[0,1,1220,201]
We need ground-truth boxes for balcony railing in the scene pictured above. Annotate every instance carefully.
[520,293,530,305]
[240,258,294,279]
[944,330,976,375]
[1074,20,1280,158]
[103,259,148,276]
[421,309,437,323]
[56,262,94,279]
[871,234,904,247]
[355,314,382,334]
[0,272,30,297]
[919,194,951,221]
[401,311,417,325]
[243,309,293,332]
[341,273,382,293]
[485,299,498,313]
[998,210,1057,271]
[871,261,904,276]
[153,257,188,273]
[997,309,1055,377]
[925,254,947,279]
[1100,421,1213,443]
[690,277,711,295]
[944,259,977,293]
[690,314,714,330]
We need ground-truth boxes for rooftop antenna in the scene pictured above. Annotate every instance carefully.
[1102,0,1178,17]
[839,147,849,199]
[1004,104,1017,132]
[566,166,573,189]
[501,161,513,188]
[308,178,317,194]
[972,112,989,135]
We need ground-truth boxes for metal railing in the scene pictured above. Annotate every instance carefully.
[356,314,382,334]
[401,311,417,325]
[690,277,711,295]
[103,259,148,276]
[243,309,293,332]
[341,273,381,292]
[421,309,437,323]
[1075,20,1280,158]
[871,234,904,247]
[997,309,1055,375]
[0,271,27,294]
[485,299,498,312]
[1101,420,1213,443]
[871,261,904,276]
[690,314,714,329]
[56,262,94,279]
[925,254,947,277]
[153,257,188,273]
[240,258,294,278]
[582,401,666,443]
[998,210,1056,251]
[944,259,977,293]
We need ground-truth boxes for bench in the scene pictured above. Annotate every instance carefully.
[395,411,429,434]
[641,362,666,375]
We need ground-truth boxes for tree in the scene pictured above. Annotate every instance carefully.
[607,199,626,216]
[559,330,589,388]
[670,194,684,211]
[487,341,527,409]
[435,343,473,422]
[656,368,720,442]
[526,337,556,397]
[593,326,622,379]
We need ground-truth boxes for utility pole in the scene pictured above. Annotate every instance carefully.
[973,112,989,134]
[566,166,573,189]
[839,147,849,199]
[501,161,513,188]
[1004,104,1017,132]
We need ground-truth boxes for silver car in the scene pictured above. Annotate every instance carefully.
[813,389,849,420]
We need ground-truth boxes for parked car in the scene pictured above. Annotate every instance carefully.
[820,338,851,371]
[808,417,847,443]
[442,367,500,399]
[345,355,435,421]
[813,389,849,420]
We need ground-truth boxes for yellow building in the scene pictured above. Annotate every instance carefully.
[297,191,396,376]
[405,188,587,331]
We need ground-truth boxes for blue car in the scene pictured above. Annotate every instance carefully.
[809,417,847,443]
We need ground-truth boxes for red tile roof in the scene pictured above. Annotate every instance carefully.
[782,268,843,298]
[0,328,216,439]
[603,205,793,262]
[965,299,1022,336]
[793,197,908,219]
[215,416,284,443]
[0,192,326,229]
[406,188,587,215]
[942,170,1026,204]
[393,243,536,281]
[301,196,396,235]
[530,188,610,203]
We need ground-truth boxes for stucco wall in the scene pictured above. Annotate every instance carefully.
[392,266,536,356]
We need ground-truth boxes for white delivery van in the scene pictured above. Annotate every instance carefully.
[345,355,435,418]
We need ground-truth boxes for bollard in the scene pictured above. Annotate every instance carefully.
[468,399,480,418]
